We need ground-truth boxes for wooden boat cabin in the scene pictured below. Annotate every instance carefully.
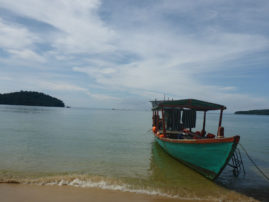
[151,99,226,139]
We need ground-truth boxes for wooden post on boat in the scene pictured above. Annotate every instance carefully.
[218,109,223,128]
[152,110,155,126]
[202,111,206,136]
[156,110,159,131]
[161,107,166,135]
[218,109,224,137]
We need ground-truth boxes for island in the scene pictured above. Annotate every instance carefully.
[235,109,269,115]
[0,91,65,107]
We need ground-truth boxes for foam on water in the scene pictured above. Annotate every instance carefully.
[0,174,255,202]
[48,178,207,200]
[0,176,189,200]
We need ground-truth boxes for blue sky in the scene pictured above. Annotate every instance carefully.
[0,0,268,111]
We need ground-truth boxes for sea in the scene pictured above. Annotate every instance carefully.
[0,105,268,201]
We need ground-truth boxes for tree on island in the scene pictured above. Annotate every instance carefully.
[0,91,65,107]
[235,109,269,115]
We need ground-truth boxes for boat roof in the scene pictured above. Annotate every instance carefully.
[151,99,226,111]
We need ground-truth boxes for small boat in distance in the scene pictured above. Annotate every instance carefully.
[150,99,240,180]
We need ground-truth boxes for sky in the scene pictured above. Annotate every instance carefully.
[0,0,268,111]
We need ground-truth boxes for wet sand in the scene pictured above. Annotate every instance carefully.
[0,183,258,202]
[0,183,186,202]
[0,182,258,202]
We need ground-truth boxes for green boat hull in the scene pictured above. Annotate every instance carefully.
[155,136,239,180]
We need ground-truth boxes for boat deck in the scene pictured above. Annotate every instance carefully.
[158,130,205,140]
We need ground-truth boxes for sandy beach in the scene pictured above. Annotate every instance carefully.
[0,183,258,202]
[0,183,183,202]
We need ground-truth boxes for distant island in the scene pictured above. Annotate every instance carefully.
[235,109,269,115]
[0,91,65,107]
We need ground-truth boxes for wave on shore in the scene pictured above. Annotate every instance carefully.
[0,174,255,201]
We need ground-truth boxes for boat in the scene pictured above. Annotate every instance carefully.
[150,98,240,180]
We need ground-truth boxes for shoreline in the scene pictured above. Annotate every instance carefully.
[0,183,187,202]
[0,182,257,202]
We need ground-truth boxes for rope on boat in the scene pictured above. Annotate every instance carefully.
[239,143,269,182]
[229,148,245,177]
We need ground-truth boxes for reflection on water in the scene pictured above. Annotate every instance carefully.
[150,141,205,184]
[149,141,234,199]
[150,141,269,201]
[0,105,58,114]
[216,155,269,201]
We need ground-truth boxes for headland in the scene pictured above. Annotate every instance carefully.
[235,109,269,115]
[0,91,65,107]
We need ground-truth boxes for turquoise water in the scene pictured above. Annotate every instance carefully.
[0,105,268,201]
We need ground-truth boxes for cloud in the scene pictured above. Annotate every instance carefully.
[36,80,120,102]
[0,0,268,109]
[0,73,120,105]
[0,18,37,49]
[8,49,45,62]
[0,0,115,54]
[37,81,88,92]
[73,66,116,76]
[220,86,237,91]
[86,91,119,101]
[0,17,46,64]
[71,1,269,110]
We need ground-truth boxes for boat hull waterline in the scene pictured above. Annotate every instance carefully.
[154,133,240,180]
